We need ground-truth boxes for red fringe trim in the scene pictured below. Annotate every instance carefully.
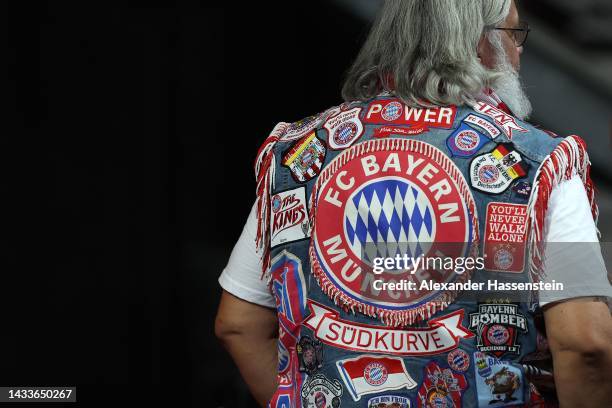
[254,122,288,281]
[308,138,481,327]
[527,135,598,281]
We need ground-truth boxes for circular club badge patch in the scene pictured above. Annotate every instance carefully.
[314,392,326,408]
[487,325,511,345]
[311,138,477,324]
[381,101,403,121]
[447,349,470,372]
[272,194,282,213]
[478,165,500,184]
[494,248,513,270]
[364,362,388,386]
[334,122,358,146]
[455,130,480,151]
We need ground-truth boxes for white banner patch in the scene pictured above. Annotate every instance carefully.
[464,114,501,139]
[270,186,311,248]
[304,302,473,355]
[473,102,527,139]
[323,107,365,150]
[336,355,416,401]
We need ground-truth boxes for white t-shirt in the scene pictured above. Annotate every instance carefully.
[219,175,612,308]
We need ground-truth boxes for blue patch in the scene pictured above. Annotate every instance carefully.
[512,181,532,198]
[446,123,489,157]
[474,352,526,407]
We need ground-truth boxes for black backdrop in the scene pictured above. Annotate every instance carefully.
[6,1,365,407]
[14,2,609,407]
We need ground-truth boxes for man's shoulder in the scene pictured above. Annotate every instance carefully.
[271,102,358,145]
[512,119,592,169]
[511,118,565,162]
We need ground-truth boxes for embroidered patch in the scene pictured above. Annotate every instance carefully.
[363,99,456,131]
[367,396,411,408]
[304,302,473,355]
[473,102,527,139]
[272,250,308,325]
[483,203,527,273]
[323,107,365,150]
[282,132,327,183]
[470,144,528,194]
[301,374,343,407]
[271,251,308,376]
[381,101,404,121]
[373,126,427,138]
[464,114,501,139]
[469,303,528,357]
[297,336,323,375]
[447,349,470,373]
[271,187,311,248]
[511,181,532,199]
[474,352,526,407]
[336,355,417,402]
[281,114,323,142]
[417,361,467,408]
[446,123,488,157]
[310,138,479,325]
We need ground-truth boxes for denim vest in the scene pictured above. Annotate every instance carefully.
[259,95,592,408]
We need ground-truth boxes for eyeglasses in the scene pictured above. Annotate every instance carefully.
[494,21,530,47]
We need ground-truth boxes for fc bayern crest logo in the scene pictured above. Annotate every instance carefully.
[381,102,403,121]
[447,349,470,372]
[455,130,480,151]
[478,165,499,184]
[487,325,511,345]
[446,123,488,158]
[494,248,513,270]
[364,362,388,386]
[334,122,358,146]
[272,195,282,213]
[310,138,478,324]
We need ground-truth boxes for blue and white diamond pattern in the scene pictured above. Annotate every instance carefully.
[382,102,402,121]
[337,123,356,143]
[344,178,436,264]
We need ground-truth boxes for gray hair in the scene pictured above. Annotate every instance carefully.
[341,0,512,107]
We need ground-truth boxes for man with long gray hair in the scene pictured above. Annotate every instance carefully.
[216,0,612,406]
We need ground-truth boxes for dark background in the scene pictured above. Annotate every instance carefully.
[6,1,364,407]
[6,1,611,407]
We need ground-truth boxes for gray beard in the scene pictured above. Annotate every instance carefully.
[489,34,533,120]
[492,63,533,121]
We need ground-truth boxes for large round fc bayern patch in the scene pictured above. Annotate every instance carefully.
[310,138,478,325]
